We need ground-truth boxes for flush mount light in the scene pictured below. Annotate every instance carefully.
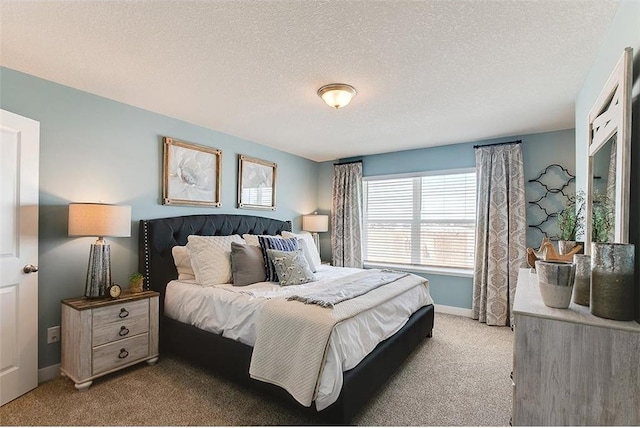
[317,83,357,109]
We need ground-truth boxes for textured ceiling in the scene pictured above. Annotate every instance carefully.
[0,1,619,161]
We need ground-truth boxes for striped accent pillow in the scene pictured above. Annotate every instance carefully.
[258,236,299,282]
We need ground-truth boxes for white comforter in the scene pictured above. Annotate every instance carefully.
[164,265,433,410]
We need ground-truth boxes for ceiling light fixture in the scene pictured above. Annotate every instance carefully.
[317,83,357,109]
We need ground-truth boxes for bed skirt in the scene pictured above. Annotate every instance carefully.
[161,303,434,424]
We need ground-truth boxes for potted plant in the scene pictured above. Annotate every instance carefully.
[129,272,144,293]
[557,191,585,255]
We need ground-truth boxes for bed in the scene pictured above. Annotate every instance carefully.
[139,214,435,424]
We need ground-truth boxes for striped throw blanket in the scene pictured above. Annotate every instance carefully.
[287,269,408,307]
[249,269,427,407]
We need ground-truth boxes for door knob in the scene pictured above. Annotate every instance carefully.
[23,264,39,273]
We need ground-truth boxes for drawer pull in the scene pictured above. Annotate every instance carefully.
[119,326,130,337]
[119,308,129,318]
[118,348,129,359]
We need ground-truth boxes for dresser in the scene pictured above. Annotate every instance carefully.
[512,268,640,426]
[61,290,159,390]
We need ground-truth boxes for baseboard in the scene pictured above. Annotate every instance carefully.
[38,363,61,384]
[435,304,473,318]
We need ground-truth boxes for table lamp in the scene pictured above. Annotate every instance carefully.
[302,212,329,255]
[68,203,131,298]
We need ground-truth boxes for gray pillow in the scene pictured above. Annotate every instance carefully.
[266,248,316,286]
[230,242,267,286]
[297,238,318,273]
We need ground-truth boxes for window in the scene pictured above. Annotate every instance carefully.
[363,169,476,270]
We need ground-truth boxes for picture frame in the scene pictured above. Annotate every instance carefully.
[238,155,277,210]
[162,137,222,207]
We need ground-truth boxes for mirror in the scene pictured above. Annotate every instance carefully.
[585,48,632,254]
[591,135,616,242]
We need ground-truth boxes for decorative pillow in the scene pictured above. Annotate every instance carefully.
[230,242,267,286]
[266,248,316,286]
[242,234,260,246]
[258,236,299,282]
[242,233,281,246]
[297,238,318,273]
[171,245,196,280]
[186,234,244,286]
[282,231,321,267]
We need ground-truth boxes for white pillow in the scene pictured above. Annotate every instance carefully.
[242,234,260,246]
[242,233,281,246]
[281,231,321,267]
[297,238,318,273]
[186,235,244,286]
[171,245,196,280]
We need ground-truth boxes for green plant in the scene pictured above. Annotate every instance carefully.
[557,191,585,241]
[129,272,144,282]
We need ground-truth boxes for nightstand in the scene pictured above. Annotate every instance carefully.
[61,290,159,390]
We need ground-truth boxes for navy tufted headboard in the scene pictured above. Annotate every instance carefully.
[139,214,292,314]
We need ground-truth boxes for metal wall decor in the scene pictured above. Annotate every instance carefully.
[527,163,575,240]
[162,137,222,207]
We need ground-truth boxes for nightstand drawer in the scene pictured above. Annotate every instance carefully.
[92,314,149,347]
[92,299,148,328]
[92,333,149,375]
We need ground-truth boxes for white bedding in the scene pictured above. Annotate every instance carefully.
[164,265,433,410]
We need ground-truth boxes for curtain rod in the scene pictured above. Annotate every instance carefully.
[473,140,522,149]
[333,160,363,166]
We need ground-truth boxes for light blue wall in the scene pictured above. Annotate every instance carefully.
[574,0,640,322]
[0,67,320,369]
[319,130,575,310]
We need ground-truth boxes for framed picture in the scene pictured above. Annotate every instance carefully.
[163,137,222,207]
[238,155,277,210]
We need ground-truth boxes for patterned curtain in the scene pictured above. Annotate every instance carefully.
[473,143,527,326]
[331,162,363,268]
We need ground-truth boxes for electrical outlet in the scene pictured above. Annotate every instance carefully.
[47,326,60,344]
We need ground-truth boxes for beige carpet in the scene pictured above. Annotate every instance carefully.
[0,313,514,426]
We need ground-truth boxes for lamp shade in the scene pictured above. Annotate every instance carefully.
[68,203,131,237]
[302,214,329,233]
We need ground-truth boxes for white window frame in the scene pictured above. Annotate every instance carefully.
[362,168,476,277]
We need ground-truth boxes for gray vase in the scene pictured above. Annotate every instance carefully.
[590,243,635,321]
[572,254,591,306]
[535,260,576,309]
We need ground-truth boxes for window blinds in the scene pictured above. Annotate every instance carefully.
[363,171,476,269]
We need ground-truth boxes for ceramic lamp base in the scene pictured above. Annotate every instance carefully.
[85,243,111,298]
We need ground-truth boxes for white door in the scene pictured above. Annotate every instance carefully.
[0,109,39,406]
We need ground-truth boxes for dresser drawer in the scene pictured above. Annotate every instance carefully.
[92,314,149,347]
[92,299,148,329]
[92,333,149,375]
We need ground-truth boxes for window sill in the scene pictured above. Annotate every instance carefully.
[363,262,474,278]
